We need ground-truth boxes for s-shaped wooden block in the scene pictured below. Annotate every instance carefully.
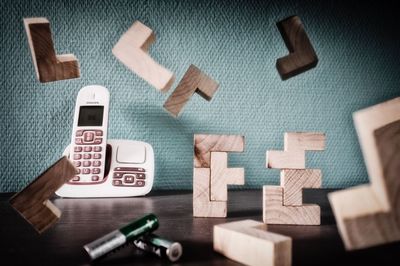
[112,21,175,92]
[9,157,76,233]
[276,16,318,80]
[164,64,219,118]
[328,97,400,250]
[24,18,80,83]
[214,220,292,266]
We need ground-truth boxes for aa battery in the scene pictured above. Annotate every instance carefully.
[84,213,159,260]
[134,234,183,262]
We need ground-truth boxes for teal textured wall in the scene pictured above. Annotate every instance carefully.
[0,0,399,192]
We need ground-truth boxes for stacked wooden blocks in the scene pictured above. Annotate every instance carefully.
[193,134,245,217]
[264,132,325,225]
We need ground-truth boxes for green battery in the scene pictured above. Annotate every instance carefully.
[134,234,183,262]
[83,213,159,260]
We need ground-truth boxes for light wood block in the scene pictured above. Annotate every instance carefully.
[210,152,244,201]
[281,169,321,206]
[194,134,244,168]
[163,65,219,117]
[214,220,292,266]
[276,16,318,80]
[9,157,76,233]
[193,168,227,218]
[284,132,325,151]
[263,186,320,225]
[266,150,305,169]
[328,97,400,250]
[24,18,80,83]
[112,21,175,92]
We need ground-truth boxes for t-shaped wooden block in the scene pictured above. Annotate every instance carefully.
[24,17,80,83]
[112,21,175,92]
[163,64,219,118]
[329,97,400,250]
[9,157,76,233]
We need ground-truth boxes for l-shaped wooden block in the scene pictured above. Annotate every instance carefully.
[24,17,80,83]
[9,157,76,233]
[214,220,292,266]
[112,21,175,92]
[328,97,400,250]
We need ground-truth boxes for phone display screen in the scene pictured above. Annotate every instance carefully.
[78,106,104,126]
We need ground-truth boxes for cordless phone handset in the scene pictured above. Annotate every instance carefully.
[70,85,110,184]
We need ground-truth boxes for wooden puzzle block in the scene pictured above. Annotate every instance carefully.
[193,168,227,217]
[210,152,244,201]
[284,132,325,151]
[163,64,219,117]
[9,157,76,233]
[214,220,292,266]
[24,18,80,83]
[112,21,175,92]
[263,186,320,225]
[276,16,318,80]
[194,134,244,168]
[328,97,400,250]
[280,169,321,206]
[266,150,305,169]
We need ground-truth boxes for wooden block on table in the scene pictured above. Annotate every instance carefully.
[112,21,175,92]
[193,168,227,217]
[194,134,244,168]
[328,97,400,250]
[214,220,292,266]
[280,169,321,206]
[164,65,219,118]
[9,157,76,233]
[276,16,318,80]
[263,186,320,225]
[266,150,305,169]
[210,152,244,201]
[284,132,325,151]
[24,18,80,83]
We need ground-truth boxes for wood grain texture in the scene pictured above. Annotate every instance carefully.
[24,17,80,83]
[281,169,321,206]
[263,186,320,225]
[194,134,244,168]
[193,168,227,218]
[9,157,76,233]
[214,220,292,266]
[328,97,400,250]
[276,15,318,80]
[284,132,325,151]
[210,152,244,201]
[112,21,175,92]
[266,150,305,169]
[163,64,219,117]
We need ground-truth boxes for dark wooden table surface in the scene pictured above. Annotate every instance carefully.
[0,189,399,265]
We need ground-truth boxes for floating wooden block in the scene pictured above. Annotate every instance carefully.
[284,132,325,151]
[328,97,400,250]
[266,150,305,169]
[210,152,244,201]
[276,16,318,80]
[194,134,244,168]
[24,18,80,83]
[281,169,321,206]
[112,21,175,92]
[263,186,320,225]
[214,220,292,266]
[163,65,219,117]
[193,168,227,217]
[9,157,76,233]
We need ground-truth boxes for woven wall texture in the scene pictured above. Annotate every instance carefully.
[0,0,399,192]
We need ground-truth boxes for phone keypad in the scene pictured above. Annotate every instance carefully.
[112,167,146,187]
[69,129,105,184]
